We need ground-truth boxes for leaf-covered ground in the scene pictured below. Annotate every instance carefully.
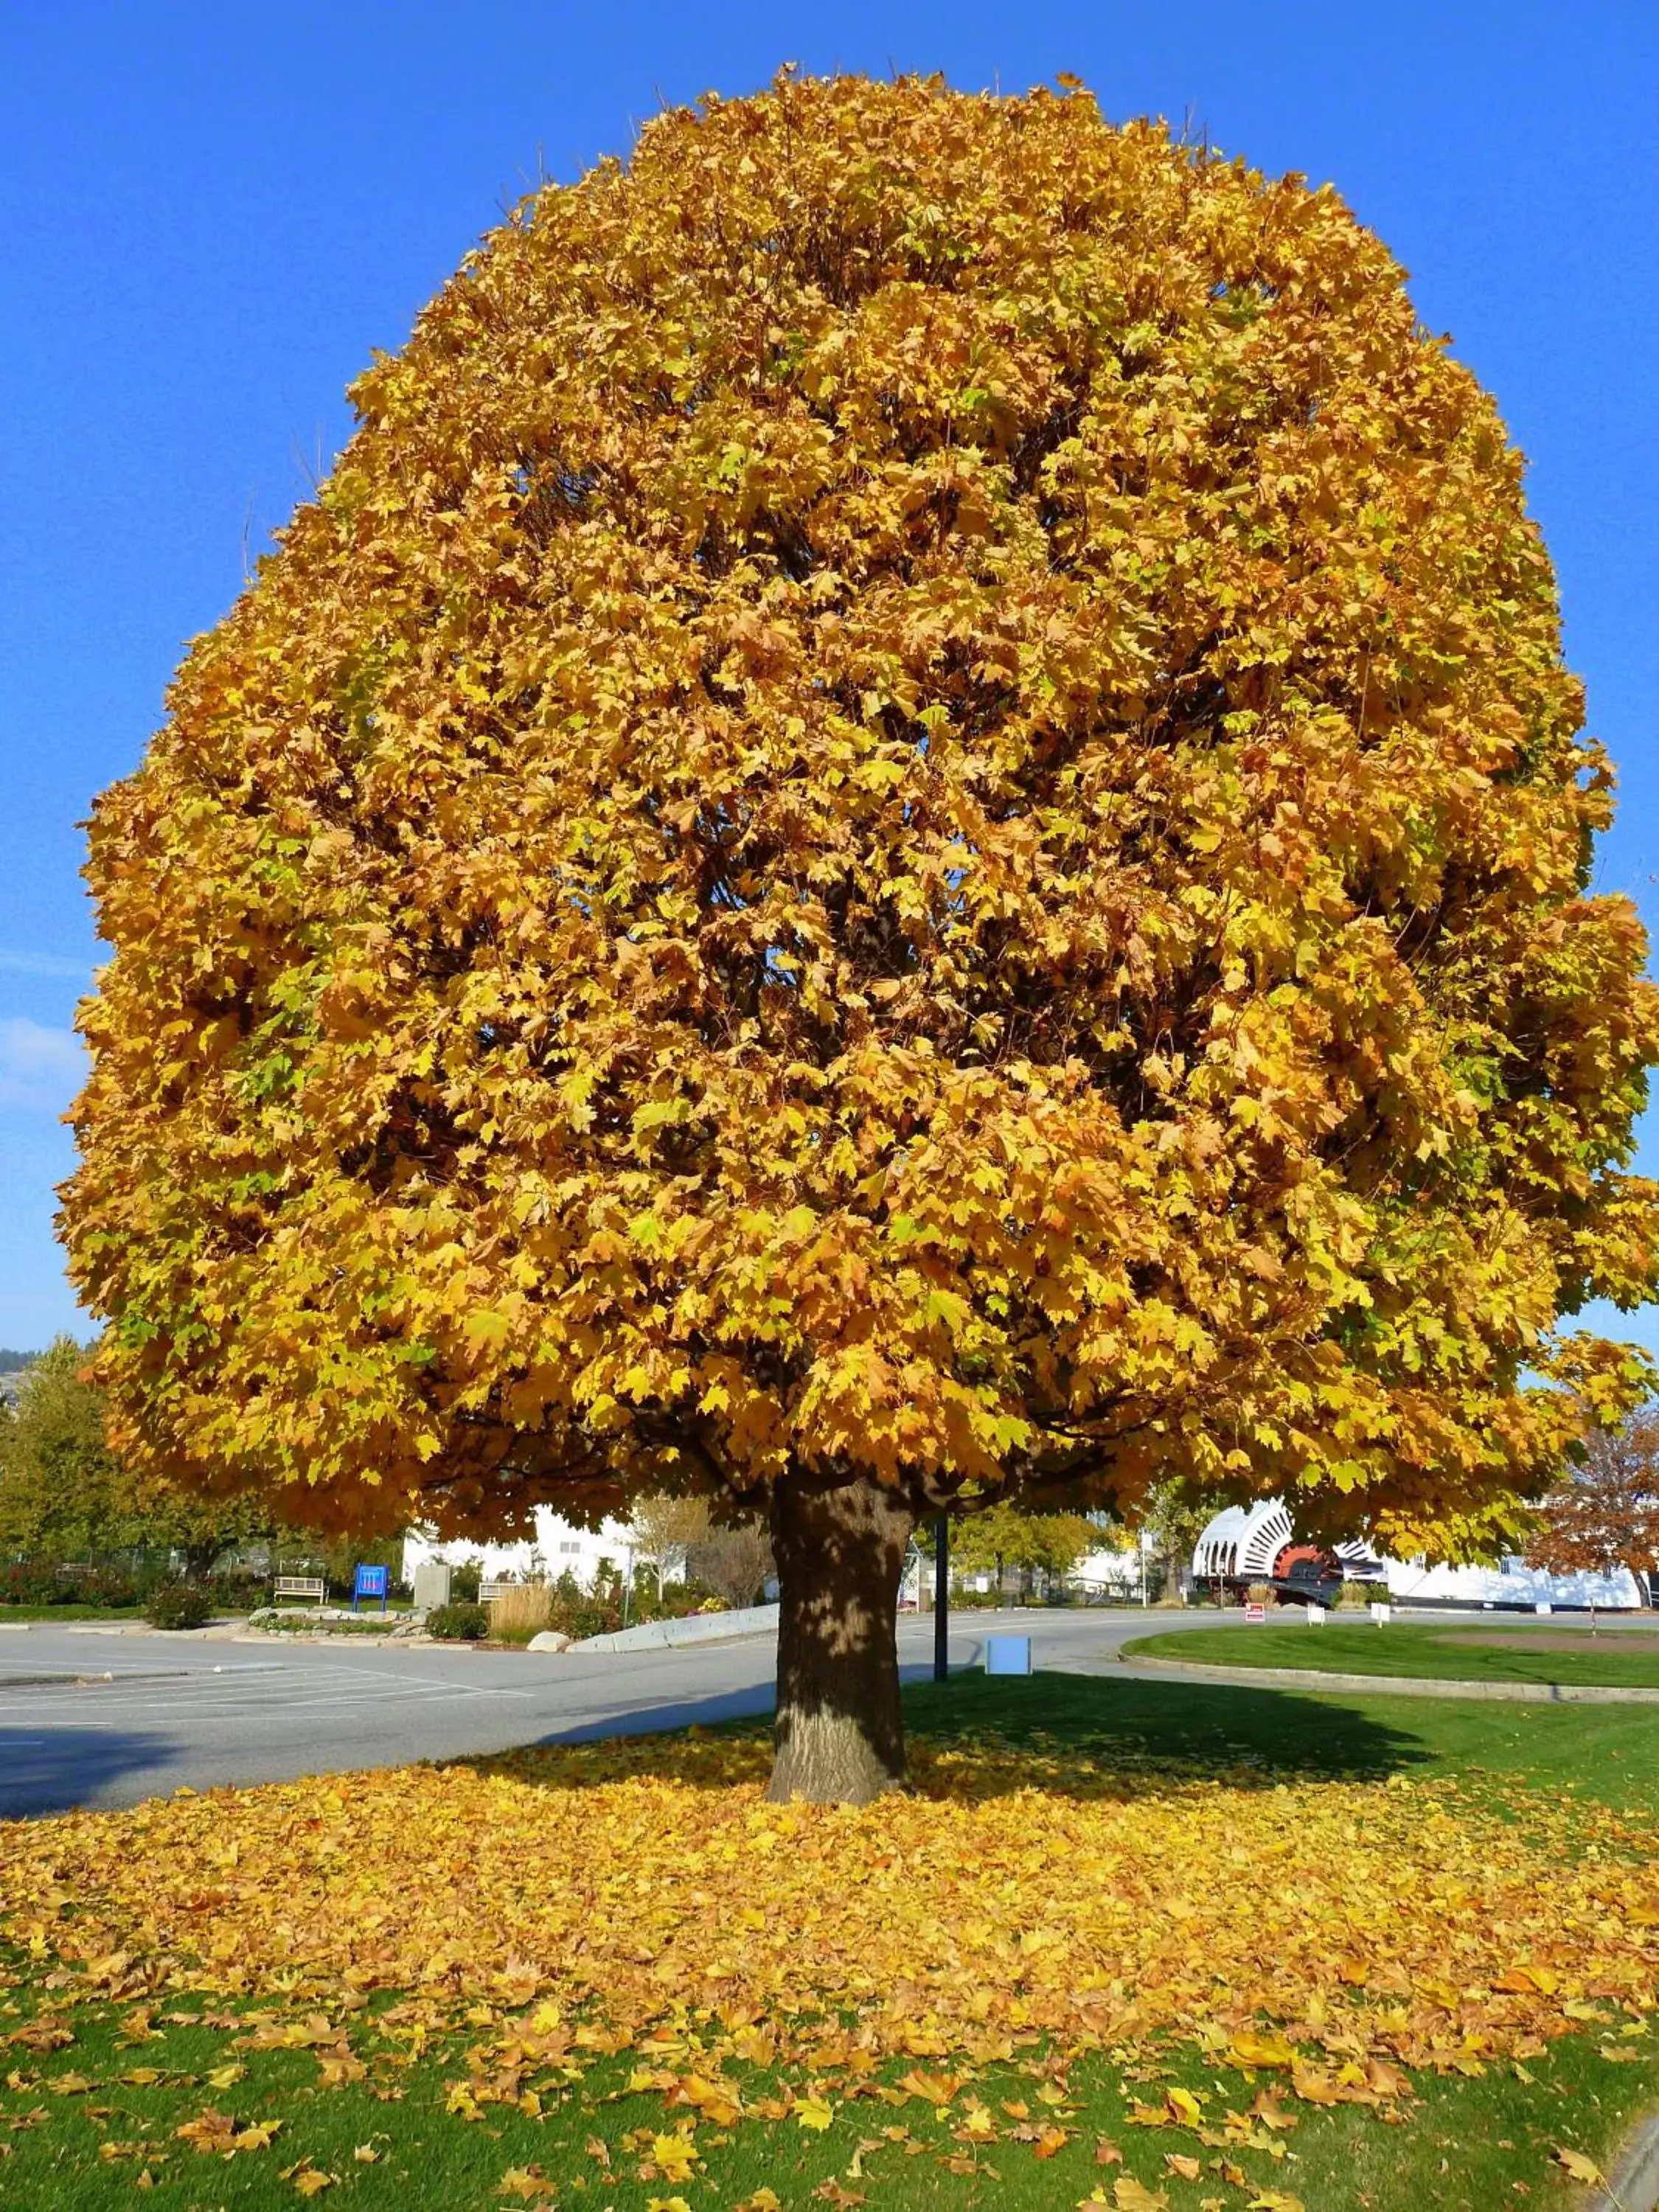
[3,1674,1658,2207]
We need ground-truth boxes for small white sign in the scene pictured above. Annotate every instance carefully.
[1534,1601,1552,1616]
[1370,1602,1391,1624]
[1244,1602,1266,1623]
[984,1634,1032,1676]
[1306,1604,1325,1624]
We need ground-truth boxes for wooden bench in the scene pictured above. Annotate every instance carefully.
[274,1575,327,1605]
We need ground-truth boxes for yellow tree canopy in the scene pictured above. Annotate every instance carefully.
[950,1501,1101,1578]
[65,72,1658,1562]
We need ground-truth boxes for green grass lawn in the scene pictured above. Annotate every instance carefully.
[4,1670,1657,2210]
[1124,1618,1659,1688]
[906,1665,1659,1815]
[0,1605,147,1624]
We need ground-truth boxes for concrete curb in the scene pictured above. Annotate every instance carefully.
[563,1603,780,1655]
[1117,1654,1659,1704]
[1587,2108,1659,2211]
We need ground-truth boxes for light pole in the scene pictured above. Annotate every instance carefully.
[933,1514,949,1683]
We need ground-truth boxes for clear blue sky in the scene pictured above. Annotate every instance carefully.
[1,0,1654,1358]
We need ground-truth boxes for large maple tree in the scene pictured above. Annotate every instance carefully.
[64,74,1658,1799]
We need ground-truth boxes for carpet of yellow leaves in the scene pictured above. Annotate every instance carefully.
[4,1733,1657,2134]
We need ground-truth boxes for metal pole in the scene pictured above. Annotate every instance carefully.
[933,1514,949,1683]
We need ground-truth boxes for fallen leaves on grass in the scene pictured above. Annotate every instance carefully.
[175,2107,281,2157]
[2,1729,1658,2146]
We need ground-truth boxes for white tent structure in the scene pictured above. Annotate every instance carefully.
[1190,1497,1644,1610]
[1193,1500,1380,1584]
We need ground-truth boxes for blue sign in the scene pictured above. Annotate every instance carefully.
[353,1562,389,1613]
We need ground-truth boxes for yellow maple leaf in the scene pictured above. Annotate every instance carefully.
[498,2169,552,2202]
[651,2132,698,2181]
[230,2121,281,2153]
[1553,2147,1604,2185]
[1228,2032,1295,2071]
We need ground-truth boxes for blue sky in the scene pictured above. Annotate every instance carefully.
[1,0,1654,1358]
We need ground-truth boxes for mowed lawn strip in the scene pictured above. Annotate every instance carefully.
[3,1673,1657,2210]
[0,1606,150,1625]
[1123,1618,1659,1688]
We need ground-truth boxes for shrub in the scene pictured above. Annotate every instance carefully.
[426,1600,489,1641]
[448,1560,483,1604]
[206,1569,272,1611]
[1245,1582,1276,1610]
[0,1561,69,1606]
[77,1567,140,1608]
[145,1582,213,1630]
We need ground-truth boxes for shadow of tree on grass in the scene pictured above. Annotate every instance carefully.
[465,1666,1430,1802]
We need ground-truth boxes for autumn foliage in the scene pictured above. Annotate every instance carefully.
[1528,1407,1659,1590]
[63,73,1658,1792]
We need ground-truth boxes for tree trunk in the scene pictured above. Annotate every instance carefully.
[768,1475,914,1804]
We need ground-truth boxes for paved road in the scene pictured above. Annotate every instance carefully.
[0,1607,1233,1819]
[0,1604,1647,1820]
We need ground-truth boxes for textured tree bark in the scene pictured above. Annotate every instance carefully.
[768,1475,915,1804]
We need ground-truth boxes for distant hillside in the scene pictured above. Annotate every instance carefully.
[0,1351,40,1374]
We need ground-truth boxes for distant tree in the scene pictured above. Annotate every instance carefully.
[0,1337,265,1576]
[0,1338,122,1559]
[630,1494,714,1593]
[953,1501,1099,1599]
[1141,1481,1224,1596]
[117,1474,270,1582]
[0,1351,41,1375]
[1528,1410,1659,1597]
[687,1516,776,1608]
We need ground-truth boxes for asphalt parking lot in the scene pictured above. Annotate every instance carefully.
[0,1606,1222,1818]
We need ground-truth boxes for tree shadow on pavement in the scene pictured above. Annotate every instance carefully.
[467,1666,1429,1801]
[0,1727,185,1820]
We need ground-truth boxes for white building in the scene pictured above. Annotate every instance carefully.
[401,1509,641,1590]
[897,1526,1154,1604]
[1191,1496,1644,1610]
[1074,1529,1158,1599]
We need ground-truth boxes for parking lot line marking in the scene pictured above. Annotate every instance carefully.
[279,1657,538,1697]
[0,1677,528,1724]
